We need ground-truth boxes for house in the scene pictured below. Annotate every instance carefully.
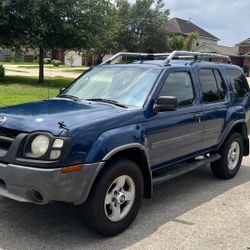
[193,43,242,66]
[237,38,250,75]
[0,47,36,62]
[166,17,219,46]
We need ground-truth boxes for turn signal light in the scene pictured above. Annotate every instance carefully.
[61,164,82,173]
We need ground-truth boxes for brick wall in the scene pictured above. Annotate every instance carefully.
[239,45,250,55]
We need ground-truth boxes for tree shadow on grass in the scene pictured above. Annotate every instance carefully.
[0,165,250,250]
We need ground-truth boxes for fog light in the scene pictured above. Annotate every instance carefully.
[50,150,61,160]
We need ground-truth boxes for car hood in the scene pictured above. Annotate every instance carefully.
[0,98,126,135]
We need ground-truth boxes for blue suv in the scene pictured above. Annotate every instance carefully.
[0,51,249,236]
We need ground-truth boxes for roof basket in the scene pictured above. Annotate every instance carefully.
[101,50,232,65]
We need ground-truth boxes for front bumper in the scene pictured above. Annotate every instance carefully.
[0,162,102,205]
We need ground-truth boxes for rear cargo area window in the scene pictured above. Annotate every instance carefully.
[226,68,249,98]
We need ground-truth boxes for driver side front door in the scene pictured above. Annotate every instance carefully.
[147,70,203,169]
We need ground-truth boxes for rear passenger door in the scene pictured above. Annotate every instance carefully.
[198,68,229,149]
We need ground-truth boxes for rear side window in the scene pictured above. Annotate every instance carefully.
[226,68,249,98]
[214,70,227,99]
[198,69,222,102]
[159,72,194,108]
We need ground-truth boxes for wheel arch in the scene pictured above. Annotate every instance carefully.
[92,144,152,200]
[218,121,249,156]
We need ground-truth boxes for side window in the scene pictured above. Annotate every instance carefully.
[214,70,227,99]
[198,69,221,103]
[158,72,195,108]
[226,68,249,98]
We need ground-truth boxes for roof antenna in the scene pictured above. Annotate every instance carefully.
[188,17,192,22]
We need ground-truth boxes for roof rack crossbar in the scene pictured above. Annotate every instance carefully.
[164,51,231,64]
[101,52,170,65]
[100,50,231,65]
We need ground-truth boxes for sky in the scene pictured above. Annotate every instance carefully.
[165,0,249,46]
[129,0,250,46]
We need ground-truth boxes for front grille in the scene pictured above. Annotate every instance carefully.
[0,127,20,139]
[0,128,21,156]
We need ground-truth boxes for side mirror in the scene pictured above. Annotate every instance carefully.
[153,96,178,112]
[59,88,65,94]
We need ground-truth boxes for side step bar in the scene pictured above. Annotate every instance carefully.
[152,154,221,185]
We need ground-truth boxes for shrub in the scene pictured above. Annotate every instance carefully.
[44,58,51,64]
[52,59,62,67]
[0,65,5,80]
[33,56,39,63]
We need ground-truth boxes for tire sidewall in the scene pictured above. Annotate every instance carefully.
[86,158,143,236]
[221,133,243,178]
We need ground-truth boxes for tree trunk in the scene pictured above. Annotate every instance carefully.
[39,48,44,83]
[96,54,104,65]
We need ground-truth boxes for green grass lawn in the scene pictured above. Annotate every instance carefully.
[0,76,74,107]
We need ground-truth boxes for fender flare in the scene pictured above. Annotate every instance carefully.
[216,119,249,151]
[76,143,152,204]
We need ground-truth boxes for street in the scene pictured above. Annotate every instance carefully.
[0,157,250,250]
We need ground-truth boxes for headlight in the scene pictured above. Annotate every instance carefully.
[31,135,50,157]
[23,132,71,162]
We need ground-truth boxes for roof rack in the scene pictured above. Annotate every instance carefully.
[100,50,231,66]
[100,52,170,65]
[164,51,231,64]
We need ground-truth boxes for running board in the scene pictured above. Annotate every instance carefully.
[152,154,221,185]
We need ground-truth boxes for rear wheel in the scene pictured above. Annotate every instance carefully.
[211,132,243,179]
[80,158,143,236]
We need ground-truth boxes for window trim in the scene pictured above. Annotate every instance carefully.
[212,69,228,101]
[198,68,228,104]
[156,71,196,110]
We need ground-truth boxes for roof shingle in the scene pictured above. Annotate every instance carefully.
[166,17,219,41]
[238,38,250,45]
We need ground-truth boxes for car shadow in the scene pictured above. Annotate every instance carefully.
[0,164,250,250]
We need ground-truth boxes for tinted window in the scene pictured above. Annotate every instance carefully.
[226,68,249,98]
[198,69,221,102]
[159,72,194,107]
[214,70,227,99]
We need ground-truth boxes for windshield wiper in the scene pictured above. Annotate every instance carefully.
[86,98,128,108]
[59,94,80,101]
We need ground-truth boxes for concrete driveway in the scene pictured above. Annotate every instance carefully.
[4,65,85,79]
[1,157,250,250]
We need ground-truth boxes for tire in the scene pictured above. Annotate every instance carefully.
[80,158,144,236]
[211,132,244,179]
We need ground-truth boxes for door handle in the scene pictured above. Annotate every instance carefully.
[193,113,203,122]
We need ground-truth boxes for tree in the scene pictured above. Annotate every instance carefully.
[116,0,170,52]
[183,32,199,51]
[166,36,185,51]
[83,2,120,64]
[167,32,199,52]
[0,0,112,82]
[66,51,76,67]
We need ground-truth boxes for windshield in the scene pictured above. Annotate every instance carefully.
[62,67,161,107]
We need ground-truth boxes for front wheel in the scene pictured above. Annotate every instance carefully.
[211,132,243,179]
[80,158,143,236]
